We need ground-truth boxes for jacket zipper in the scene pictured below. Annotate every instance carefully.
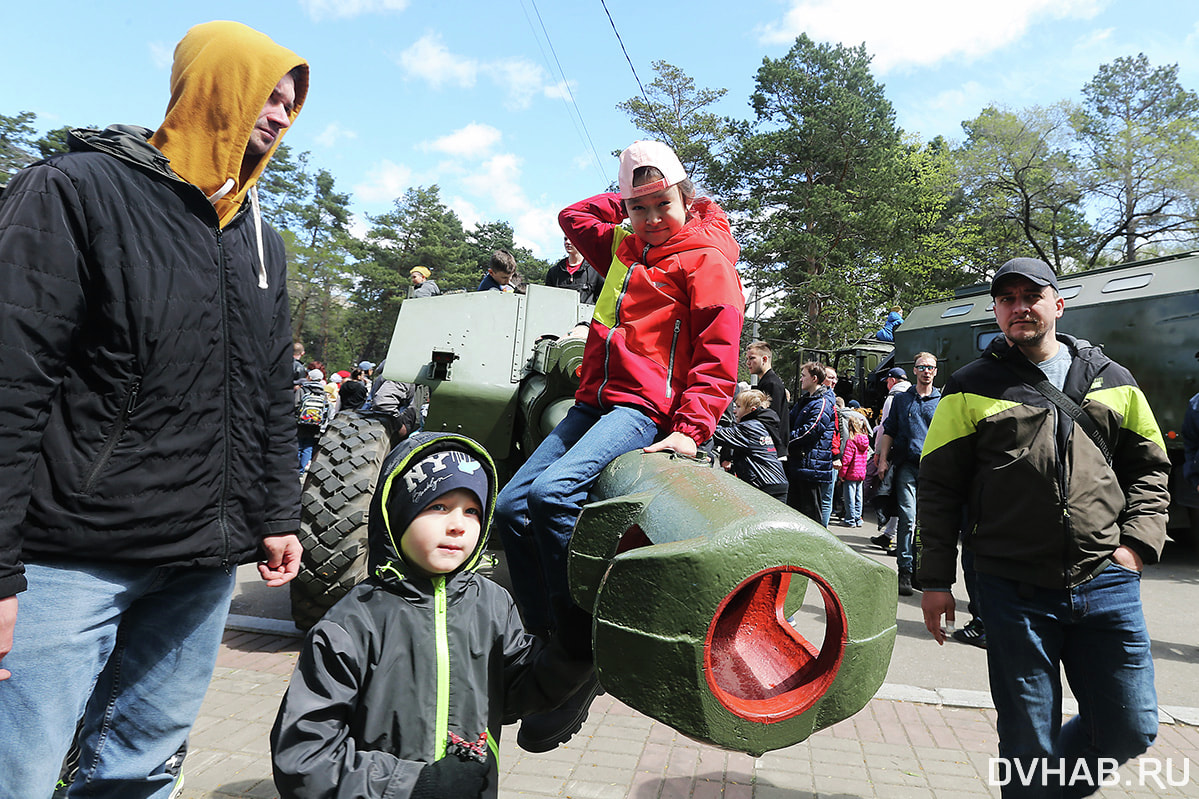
[433,576,451,760]
[665,319,682,400]
[216,227,234,570]
[82,377,141,494]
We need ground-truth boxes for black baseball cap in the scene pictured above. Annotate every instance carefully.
[990,258,1059,296]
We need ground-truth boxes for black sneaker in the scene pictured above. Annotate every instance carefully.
[517,672,603,753]
[898,571,914,597]
[870,533,892,549]
[952,619,987,649]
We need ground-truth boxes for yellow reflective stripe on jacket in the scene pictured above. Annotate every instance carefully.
[1088,384,1167,452]
[921,392,1022,459]
[434,576,450,760]
[591,226,632,329]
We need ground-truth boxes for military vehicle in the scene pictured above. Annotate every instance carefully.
[290,285,592,629]
[891,251,1199,542]
[290,283,899,754]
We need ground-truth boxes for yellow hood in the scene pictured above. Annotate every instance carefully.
[150,20,308,227]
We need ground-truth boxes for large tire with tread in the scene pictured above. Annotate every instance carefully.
[291,411,400,630]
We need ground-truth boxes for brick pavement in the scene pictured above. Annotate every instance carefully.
[178,630,1199,799]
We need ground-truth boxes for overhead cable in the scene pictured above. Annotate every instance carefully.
[521,0,609,183]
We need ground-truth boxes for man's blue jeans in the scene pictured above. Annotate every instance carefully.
[0,560,237,798]
[894,461,919,573]
[494,403,658,633]
[976,565,1157,798]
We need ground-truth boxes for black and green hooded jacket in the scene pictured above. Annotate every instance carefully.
[916,334,1170,590]
[270,433,591,799]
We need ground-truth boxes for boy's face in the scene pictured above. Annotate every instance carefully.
[488,268,514,286]
[735,400,750,421]
[401,488,482,575]
[626,184,691,246]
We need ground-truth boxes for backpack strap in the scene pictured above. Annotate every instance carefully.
[1001,361,1113,466]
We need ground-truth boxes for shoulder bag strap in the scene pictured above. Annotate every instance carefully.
[1003,361,1113,466]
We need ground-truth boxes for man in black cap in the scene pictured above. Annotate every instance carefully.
[916,257,1171,795]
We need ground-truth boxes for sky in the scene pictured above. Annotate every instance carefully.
[4,0,1199,261]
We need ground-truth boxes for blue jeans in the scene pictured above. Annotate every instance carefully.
[843,480,863,525]
[977,566,1157,798]
[787,477,835,528]
[0,560,237,798]
[894,461,919,572]
[298,430,318,474]
[494,403,658,633]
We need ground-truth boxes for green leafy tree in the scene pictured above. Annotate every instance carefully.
[954,104,1092,272]
[712,35,911,357]
[257,143,309,233]
[1073,54,1199,264]
[616,61,735,191]
[287,168,357,368]
[1,111,38,182]
[351,185,472,359]
[34,125,75,159]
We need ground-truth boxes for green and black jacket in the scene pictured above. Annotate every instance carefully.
[916,334,1170,590]
[271,433,592,799]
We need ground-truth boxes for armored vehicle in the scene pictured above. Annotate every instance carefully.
[892,251,1199,541]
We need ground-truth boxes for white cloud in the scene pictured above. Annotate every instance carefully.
[454,153,563,258]
[422,123,502,159]
[758,0,1105,73]
[397,36,561,108]
[149,42,173,70]
[399,33,477,88]
[301,0,410,22]
[315,123,358,149]
[462,154,525,214]
[492,59,551,110]
[354,160,414,204]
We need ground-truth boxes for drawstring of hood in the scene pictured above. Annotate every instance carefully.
[206,178,235,204]
[250,185,268,289]
[205,177,268,288]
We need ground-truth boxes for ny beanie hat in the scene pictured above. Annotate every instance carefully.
[387,450,490,539]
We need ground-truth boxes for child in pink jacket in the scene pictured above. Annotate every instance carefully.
[838,414,871,527]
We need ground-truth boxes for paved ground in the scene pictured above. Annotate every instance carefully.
[183,629,1199,798]
[189,520,1199,798]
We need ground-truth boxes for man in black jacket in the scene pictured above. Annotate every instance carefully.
[745,341,788,447]
[0,22,306,796]
[545,236,604,304]
[918,258,1170,796]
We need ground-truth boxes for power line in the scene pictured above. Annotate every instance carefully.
[598,0,673,146]
[520,0,609,184]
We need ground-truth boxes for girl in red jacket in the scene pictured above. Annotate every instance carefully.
[493,140,744,753]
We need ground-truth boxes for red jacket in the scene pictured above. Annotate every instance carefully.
[559,193,743,445]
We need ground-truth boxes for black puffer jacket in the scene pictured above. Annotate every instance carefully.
[0,126,300,596]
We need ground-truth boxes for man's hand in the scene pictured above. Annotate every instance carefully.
[921,591,955,646]
[259,534,303,587]
[0,595,17,681]
[643,431,698,458]
[1112,544,1144,572]
[876,456,889,478]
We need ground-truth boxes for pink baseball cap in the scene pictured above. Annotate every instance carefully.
[618,140,687,200]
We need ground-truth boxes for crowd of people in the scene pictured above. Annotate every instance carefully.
[0,18,1180,799]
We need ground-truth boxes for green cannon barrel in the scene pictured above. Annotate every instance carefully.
[569,451,897,756]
